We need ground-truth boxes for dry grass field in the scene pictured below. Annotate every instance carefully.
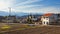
[0,25,60,34]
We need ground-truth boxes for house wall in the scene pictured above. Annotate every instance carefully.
[49,14,58,25]
[41,16,49,25]
[57,14,60,24]
[41,14,58,25]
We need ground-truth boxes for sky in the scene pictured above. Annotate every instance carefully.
[0,0,60,13]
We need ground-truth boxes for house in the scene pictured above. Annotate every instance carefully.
[0,16,5,22]
[41,13,57,25]
[2,15,17,23]
[57,13,60,24]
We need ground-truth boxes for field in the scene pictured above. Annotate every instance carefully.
[0,23,60,34]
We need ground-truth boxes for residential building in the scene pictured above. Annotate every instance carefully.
[41,13,57,25]
[57,14,60,24]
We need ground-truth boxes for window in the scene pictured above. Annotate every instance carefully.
[46,18,49,20]
[47,22,48,24]
[46,17,48,18]
[44,22,45,24]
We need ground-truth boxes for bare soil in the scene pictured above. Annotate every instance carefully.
[1,26,60,34]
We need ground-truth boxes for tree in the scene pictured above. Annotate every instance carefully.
[27,16,33,24]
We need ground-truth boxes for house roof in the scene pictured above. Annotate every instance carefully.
[43,13,53,17]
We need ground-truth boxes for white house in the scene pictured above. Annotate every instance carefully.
[41,13,57,25]
[41,16,49,25]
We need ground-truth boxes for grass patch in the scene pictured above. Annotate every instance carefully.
[0,25,11,31]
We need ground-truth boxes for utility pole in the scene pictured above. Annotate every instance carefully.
[9,7,11,16]
[7,7,11,23]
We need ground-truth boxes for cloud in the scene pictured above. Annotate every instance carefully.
[15,0,43,6]
[0,0,15,12]
[13,7,60,13]
[0,0,60,14]
[38,7,60,13]
[14,5,43,9]
[0,0,15,5]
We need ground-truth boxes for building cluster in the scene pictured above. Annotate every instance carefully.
[0,13,60,25]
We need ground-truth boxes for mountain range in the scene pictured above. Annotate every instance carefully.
[0,11,43,16]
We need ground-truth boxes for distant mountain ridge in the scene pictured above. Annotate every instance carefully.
[0,11,43,16]
[0,11,9,16]
[0,11,28,16]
